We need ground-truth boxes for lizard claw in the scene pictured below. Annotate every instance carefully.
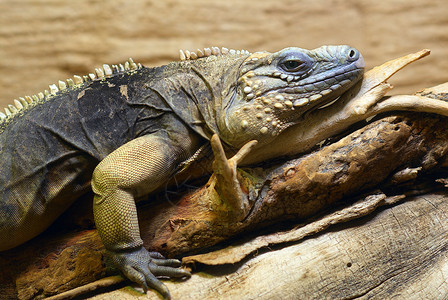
[108,246,190,299]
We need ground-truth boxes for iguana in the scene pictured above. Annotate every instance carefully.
[0,45,364,298]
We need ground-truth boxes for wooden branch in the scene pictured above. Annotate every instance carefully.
[145,111,448,258]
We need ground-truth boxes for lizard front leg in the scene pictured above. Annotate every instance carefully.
[91,134,191,299]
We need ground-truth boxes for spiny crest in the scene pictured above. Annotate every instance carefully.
[179,46,251,61]
[0,58,143,123]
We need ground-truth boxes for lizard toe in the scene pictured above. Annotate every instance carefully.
[122,264,148,292]
[149,262,191,279]
[151,257,182,268]
[148,251,166,259]
[143,271,171,300]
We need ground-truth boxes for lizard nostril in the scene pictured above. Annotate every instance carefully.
[347,48,360,62]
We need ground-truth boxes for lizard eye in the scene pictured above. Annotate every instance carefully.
[277,50,312,75]
[281,60,304,72]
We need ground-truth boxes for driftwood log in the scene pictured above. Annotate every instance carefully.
[1,52,448,299]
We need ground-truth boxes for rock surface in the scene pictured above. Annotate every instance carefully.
[1,0,448,106]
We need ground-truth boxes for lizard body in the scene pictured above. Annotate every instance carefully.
[0,45,364,298]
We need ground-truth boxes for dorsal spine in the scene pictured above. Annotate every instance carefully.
[179,46,250,61]
[0,58,142,123]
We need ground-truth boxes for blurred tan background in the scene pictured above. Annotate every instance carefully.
[0,0,447,107]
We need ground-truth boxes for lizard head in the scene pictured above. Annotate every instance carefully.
[219,45,365,147]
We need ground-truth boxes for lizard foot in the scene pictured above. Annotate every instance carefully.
[108,246,190,299]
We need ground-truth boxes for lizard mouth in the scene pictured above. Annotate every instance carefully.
[316,96,341,110]
[310,69,363,110]
[289,67,363,111]
[252,59,365,116]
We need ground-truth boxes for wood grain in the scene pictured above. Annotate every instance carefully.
[90,193,448,300]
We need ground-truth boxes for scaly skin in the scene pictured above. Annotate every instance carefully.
[0,45,364,298]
